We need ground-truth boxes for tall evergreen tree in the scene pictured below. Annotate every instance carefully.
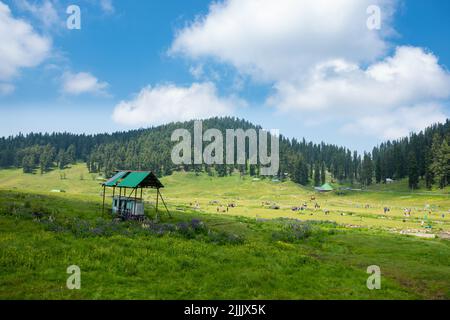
[292,156,309,186]
[375,157,382,184]
[314,162,321,186]
[430,138,450,188]
[57,149,68,170]
[320,162,326,185]
[408,151,419,189]
[361,153,373,186]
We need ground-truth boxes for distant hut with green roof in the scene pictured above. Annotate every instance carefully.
[315,183,334,193]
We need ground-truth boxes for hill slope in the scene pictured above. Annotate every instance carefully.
[1,117,449,190]
[0,164,449,232]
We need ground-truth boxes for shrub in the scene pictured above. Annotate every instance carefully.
[206,230,244,245]
[0,202,33,219]
[30,203,53,220]
[272,222,313,243]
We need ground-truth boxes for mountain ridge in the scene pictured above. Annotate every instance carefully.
[0,117,449,189]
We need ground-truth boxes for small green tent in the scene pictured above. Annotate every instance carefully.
[315,183,334,192]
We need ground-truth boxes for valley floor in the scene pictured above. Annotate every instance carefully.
[0,164,449,299]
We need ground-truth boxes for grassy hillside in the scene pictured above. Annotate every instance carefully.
[0,164,449,299]
[1,164,449,232]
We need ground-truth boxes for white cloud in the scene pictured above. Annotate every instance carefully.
[170,0,450,139]
[100,0,115,14]
[14,0,60,30]
[267,47,450,139]
[112,82,242,126]
[0,83,15,96]
[171,0,396,82]
[268,47,450,112]
[0,1,51,81]
[62,71,109,96]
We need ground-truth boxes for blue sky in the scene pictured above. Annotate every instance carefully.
[1,0,450,152]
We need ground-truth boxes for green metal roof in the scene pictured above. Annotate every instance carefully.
[117,171,150,188]
[320,183,334,191]
[103,170,164,189]
[103,171,129,187]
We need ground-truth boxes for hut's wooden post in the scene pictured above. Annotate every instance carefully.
[110,186,115,217]
[134,187,137,216]
[118,187,122,216]
[155,188,159,220]
[158,190,171,218]
[102,185,106,215]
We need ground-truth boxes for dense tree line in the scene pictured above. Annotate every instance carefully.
[1,117,449,189]
[372,120,450,189]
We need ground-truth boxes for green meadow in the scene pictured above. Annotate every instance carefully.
[0,164,449,299]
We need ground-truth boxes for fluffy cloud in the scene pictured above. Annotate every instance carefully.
[171,0,450,139]
[268,47,450,112]
[267,47,450,139]
[171,0,395,82]
[112,82,242,126]
[0,1,51,81]
[62,72,109,96]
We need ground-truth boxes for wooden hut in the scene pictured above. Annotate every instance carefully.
[101,170,170,220]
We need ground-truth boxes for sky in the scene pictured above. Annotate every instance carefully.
[0,0,450,152]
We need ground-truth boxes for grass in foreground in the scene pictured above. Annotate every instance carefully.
[0,190,449,299]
